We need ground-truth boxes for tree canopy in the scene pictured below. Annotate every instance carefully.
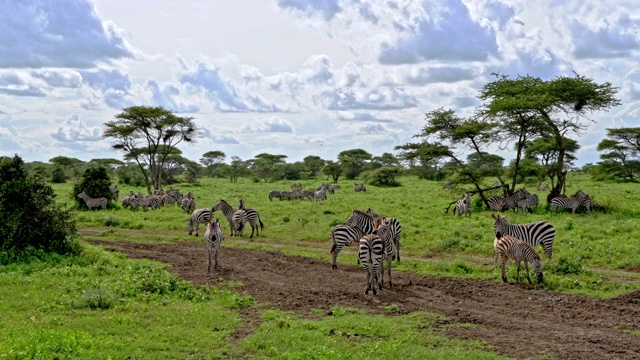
[102,106,200,193]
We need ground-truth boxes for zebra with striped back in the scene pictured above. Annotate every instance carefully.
[314,190,327,201]
[268,190,282,201]
[330,224,365,269]
[345,210,376,235]
[354,183,366,192]
[551,190,588,214]
[454,193,472,216]
[358,233,384,295]
[238,199,264,238]
[187,208,212,236]
[488,196,506,211]
[77,191,107,211]
[580,195,594,213]
[365,208,402,262]
[503,188,530,212]
[204,218,224,272]
[494,232,543,284]
[232,209,246,237]
[492,213,555,259]
[212,199,237,235]
[300,189,315,201]
[374,217,395,290]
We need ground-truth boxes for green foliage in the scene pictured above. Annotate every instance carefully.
[72,167,112,210]
[0,155,77,259]
[362,166,402,187]
[549,256,583,275]
[50,167,67,183]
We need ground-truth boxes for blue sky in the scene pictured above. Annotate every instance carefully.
[1,0,639,167]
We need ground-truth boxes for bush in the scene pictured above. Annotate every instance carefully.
[363,166,402,187]
[72,167,112,210]
[0,155,77,259]
[50,167,67,183]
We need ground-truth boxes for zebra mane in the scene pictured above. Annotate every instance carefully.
[219,199,230,206]
[352,209,372,218]
[492,213,510,223]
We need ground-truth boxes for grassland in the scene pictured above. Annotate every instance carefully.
[1,173,639,358]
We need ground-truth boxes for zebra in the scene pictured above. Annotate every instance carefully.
[492,213,555,259]
[330,224,365,269]
[121,195,131,209]
[516,197,529,213]
[551,190,588,214]
[503,188,530,212]
[365,208,402,262]
[354,183,366,192]
[238,199,264,238]
[494,232,543,284]
[162,194,176,206]
[188,208,213,236]
[313,190,327,201]
[488,196,506,211]
[77,191,107,211]
[358,233,384,295]
[537,183,550,191]
[212,199,237,235]
[204,218,224,272]
[345,210,376,235]
[268,190,282,201]
[453,193,472,216]
[374,217,395,290]
[300,189,315,201]
[580,195,594,213]
[232,209,246,237]
[280,190,299,200]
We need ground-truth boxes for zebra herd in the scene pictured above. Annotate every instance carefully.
[268,183,341,201]
[486,188,539,213]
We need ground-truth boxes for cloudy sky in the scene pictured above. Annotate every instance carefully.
[1,0,639,167]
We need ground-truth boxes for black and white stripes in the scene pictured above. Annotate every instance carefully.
[204,218,224,272]
[494,232,543,284]
[77,191,108,210]
[492,213,555,259]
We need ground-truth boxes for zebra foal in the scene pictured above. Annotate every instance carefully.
[77,191,107,210]
[494,232,543,284]
[204,218,224,272]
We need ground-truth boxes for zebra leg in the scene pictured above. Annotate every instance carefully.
[500,257,508,283]
[515,259,522,283]
[249,224,256,238]
[524,260,532,284]
[214,245,219,270]
[378,262,384,290]
[207,248,212,273]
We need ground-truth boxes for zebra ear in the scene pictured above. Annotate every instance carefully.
[492,213,497,220]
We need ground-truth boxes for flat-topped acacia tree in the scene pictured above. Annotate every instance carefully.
[102,106,200,194]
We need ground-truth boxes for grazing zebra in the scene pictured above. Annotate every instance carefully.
[516,197,529,213]
[580,195,594,213]
[492,213,555,259]
[268,190,282,201]
[345,210,376,235]
[212,199,237,235]
[454,193,472,216]
[162,194,176,206]
[188,208,213,236]
[204,218,224,272]
[232,209,246,237]
[77,191,108,211]
[238,199,264,238]
[300,189,315,201]
[537,183,549,191]
[137,195,162,210]
[374,218,395,290]
[121,195,131,209]
[365,208,402,262]
[358,233,384,295]
[280,190,299,200]
[330,224,365,269]
[488,196,506,211]
[551,190,588,214]
[354,183,366,192]
[494,232,543,284]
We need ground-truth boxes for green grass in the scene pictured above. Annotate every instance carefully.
[3,173,638,357]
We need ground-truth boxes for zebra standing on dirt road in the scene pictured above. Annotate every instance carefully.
[77,191,108,210]
[187,208,213,236]
[204,218,224,272]
[330,224,365,270]
[374,218,395,290]
[358,233,384,295]
[494,232,544,284]
[492,213,555,259]
[238,199,264,238]
[365,208,402,262]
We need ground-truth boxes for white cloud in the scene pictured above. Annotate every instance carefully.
[319,87,418,110]
[278,0,342,21]
[146,79,199,113]
[241,116,295,133]
[0,0,134,68]
[51,114,102,142]
[80,69,131,91]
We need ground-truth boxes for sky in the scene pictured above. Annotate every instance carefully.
[1,0,640,167]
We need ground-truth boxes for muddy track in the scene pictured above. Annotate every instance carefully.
[86,238,640,360]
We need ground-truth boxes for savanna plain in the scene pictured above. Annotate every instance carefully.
[2,174,639,359]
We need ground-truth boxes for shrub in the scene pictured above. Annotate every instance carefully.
[72,167,112,210]
[0,155,77,260]
[50,167,67,183]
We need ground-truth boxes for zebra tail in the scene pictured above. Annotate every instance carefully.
[259,218,264,230]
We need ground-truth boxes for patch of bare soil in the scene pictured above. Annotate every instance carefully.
[87,239,640,360]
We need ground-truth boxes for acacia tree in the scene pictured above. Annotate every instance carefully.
[479,73,620,201]
[200,150,226,177]
[102,106,200,194]
[596,127,640,181]
[338,149,372,179]
[525,136,579,189]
